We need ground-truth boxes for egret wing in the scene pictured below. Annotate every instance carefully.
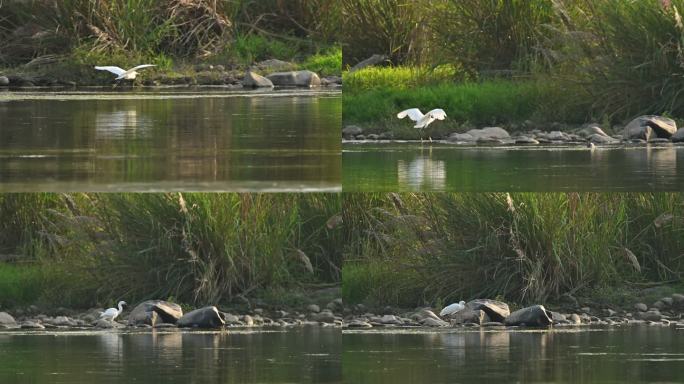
[95,66,126,76]
[397,108,424,122]
[129,64,156,72]
[428,108,447,120]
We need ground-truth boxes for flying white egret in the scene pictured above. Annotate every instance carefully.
[397,108,447,142]
[94,65,156,81]
[100,301,127,321]
[439,300,466,317]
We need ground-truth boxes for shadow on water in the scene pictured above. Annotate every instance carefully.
[0,328,341,384]
[343,326,684,383]
[0,89,341,192]
[343,143,684,192]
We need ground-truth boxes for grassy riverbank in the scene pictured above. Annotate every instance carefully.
[0,193,343,309]
[0,1,341,85]
[342,193,684,310]
[342,0,684,136]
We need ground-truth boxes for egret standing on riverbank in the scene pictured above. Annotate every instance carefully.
[100,301,127,321]
[95,64,156,82]
[397,108,447,143]
[439,301,466,317]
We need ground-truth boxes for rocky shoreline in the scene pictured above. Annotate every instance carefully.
[343,115,684,145]
[342,293,684,330]
[0,297,344,332]
[0,59,342,89]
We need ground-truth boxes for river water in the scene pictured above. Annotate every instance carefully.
[0,88,341,192]
[343,143,684,191]
[0,328,340,383]
[343,326,684,383]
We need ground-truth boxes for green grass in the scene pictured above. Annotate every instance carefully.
[300,46,342,76]
[0,264,46,308]
[342,193,684,308]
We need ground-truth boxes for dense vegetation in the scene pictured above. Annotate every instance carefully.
[342,0,684,126]
[343,193,684,308]
[0,193,342,309]
[0,0,342,80]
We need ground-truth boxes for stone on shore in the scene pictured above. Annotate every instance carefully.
[0,312,17,327]
[589,134,619,144]
[465,299,510,322]
[267,70,321,87]
[671,128,684,143]
[504,305,553,326]
[21,321,45,329]
[422,317,449,327]
[177,306,225,328]
[0,76,9,86]
[242,71,273,88]
[634,303,648,312]
[624,115,677,140]
[343,125,363,139]
[127,300,183,326]
[579,124,609,137]
[466,127,510,141]
[449,309,489,325]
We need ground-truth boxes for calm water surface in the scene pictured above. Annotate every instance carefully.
[343,143,684,191]
[343,326,684,383]
[0,328,340,383]
[0,88,341,192]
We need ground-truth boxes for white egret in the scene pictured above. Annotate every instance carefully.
[397,108,447,142]
[439,300,466,317]
[100,301,127,321]
[95,65,156,81]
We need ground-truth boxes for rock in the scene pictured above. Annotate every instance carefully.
[422,317,449,327]
[637,310,662,321]
[222,313,241,325]
[635,303,648,312]
[0,76,8,86]
[569,314,582,325]
[177,306,225,328]
[274,310,288,319]
[662,297,673,306]
[465,299,510,322]
[648,138,671,144]
[307,304,320,313]
[603,309,617,317]
[343,125,363,139]
[267,70,321,87]
[466,127,510,141]
[379,314,402,325]
[154,323,177,329]
[366,134,379,140]
[347,320,373,328]
[589,134,619,144]
[449,309,488,325]
[311,310,336,323]
[94,319,115,329]
[549,311,567,323]
[672,128,684,143]
[580,307,591,313]
[546,131,570,141]
[515,136,539,144]
[672,293,684,307]
[579,124,609,137]
[625,115,677,140]
[349,54,388,73]
[127,300,183,326]
[0,312,17,327]
[242,71,273,88]
[21,321,45,329]
[504,305,553,326]
[326,298,343,312]
[653,301,666,310]
[447,132,476,142]
[322,76,342,85]
[243,315,254,326]
[52,316,77,327]
[413,309,442,323]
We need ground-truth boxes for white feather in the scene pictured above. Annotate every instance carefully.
[439,300,466,317]
[95,64,155,80]
[94,66,126,76]
[397,108,447,129]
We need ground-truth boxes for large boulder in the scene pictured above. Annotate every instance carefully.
[504,305,553,326]
[267,70,321,87]
[671,128,684,143]
[465,299,510,322]
[127,300,183,326]
[242,71,273,88]
[177,306,225,328]
[0,312,17,327]
[624,115,677,140]
[579,124,609,138]
[449,309,489,325]
[465,127,510,140]
[0,76,9,86]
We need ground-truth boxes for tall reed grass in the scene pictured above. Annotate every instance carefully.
[343,193,684,307]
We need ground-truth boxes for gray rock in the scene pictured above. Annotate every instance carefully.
[222,313,241,325]
[21,321,45,329]
[379,314,402,325]
[321,76,342,85]
[0,312,17,326]
[242,71,273,88]
[447,132,475,142]
[267,70,321,87]
[326,298,343,312]
[653,301,666,310]
[127,300,183,326]
[311,310,336,323]
[413,309,442,323]
[648,138,671,144]
[0,76,8,86]
[672,128,684,143]
[637,310,662,321]
[547,131,570,141]
[672,293,684,307]
[549,311,567,323]
[449,309,489,325]
[177,306,225,328]
[569,314,582,325]
[589,134,619,144]
[466,127,510,141]
[625,115,677,140]
[603,309,617,317]
[515,136,539,144]
[307,304,320,313]
[662,297,673,306]
[242,315,254,326]
[347,319,373,328]
[421,317,449,327]
[579,124,609,137]
[635,303,648,312]
[52,316,77,327]
[465,299,510,322]
[94,319,116,328]
[504,305,553,326]
[343,125,363,138]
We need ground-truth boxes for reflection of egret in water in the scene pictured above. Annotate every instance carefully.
[645,146,677,178]
[95,108,152,138]
[96,332,124,361]
[397,150,446,191]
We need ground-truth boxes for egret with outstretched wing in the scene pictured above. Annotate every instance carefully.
[397,108,447,142]
[95,64,156,80]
